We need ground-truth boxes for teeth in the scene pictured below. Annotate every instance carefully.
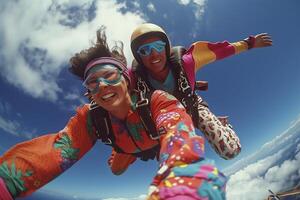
[102,93,115,100]
[152,59,160,64]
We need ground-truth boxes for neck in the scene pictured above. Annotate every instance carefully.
[149,65,169,82]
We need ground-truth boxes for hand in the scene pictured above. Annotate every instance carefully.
[253,33,273,48]
[107,149,116,166]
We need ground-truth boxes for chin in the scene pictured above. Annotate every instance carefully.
[105,97,125,110]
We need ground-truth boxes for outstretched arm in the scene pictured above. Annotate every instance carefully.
[148,91,226,200]
[0,105,97,198]
[183,33,273,72]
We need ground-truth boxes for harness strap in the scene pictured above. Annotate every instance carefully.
[89,100,161,161]
[135,77,163,140]
[89,102,124,153]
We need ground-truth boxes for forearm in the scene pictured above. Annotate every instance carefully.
[150,113,204,183]
[0,133,66,198]
[0,105,96,198]
[149,116,226,199]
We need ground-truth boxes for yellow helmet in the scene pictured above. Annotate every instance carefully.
[130,23,171,63]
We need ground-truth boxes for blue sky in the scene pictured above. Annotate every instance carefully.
[0,0,300,199]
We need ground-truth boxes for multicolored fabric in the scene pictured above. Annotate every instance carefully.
[182,40,248,91]
[0,90,226,199]
[148,160,226,200]
[173,40,245,159]
[129,40,246,161]
[0,106,97,198]
[147,91,226,199]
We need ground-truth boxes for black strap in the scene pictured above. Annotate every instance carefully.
[89,102,124,153]
[89,101,161,160]
[134,145,160,161]
[135,78,163,140]
[169,46,204,126]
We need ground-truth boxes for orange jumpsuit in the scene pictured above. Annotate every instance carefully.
[0,90,226,199]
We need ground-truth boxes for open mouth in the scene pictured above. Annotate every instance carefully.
[151,59,161,64]
[101,93,116,101]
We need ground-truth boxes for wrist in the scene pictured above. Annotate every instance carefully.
[243,35,255,49]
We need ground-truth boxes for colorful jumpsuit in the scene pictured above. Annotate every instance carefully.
[0,90,226,199]
[147,40,250,160]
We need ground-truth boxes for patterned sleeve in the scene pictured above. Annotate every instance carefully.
[148,91,226,199]
[0,105,97,198]
[183,40,249,72]
[150,90,204,168]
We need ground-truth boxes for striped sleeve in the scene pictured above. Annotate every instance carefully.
[184,40,248,72]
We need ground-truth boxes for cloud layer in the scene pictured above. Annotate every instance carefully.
[226,117,300,200]
[0,0,144,102]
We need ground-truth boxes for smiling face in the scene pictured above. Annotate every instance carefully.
[84,64,131,115]
[139,37,168,77]
[92,77,130,113]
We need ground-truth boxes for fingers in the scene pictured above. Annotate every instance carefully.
[262,37,273,46]
[256,33,273,46]
[256,32,269,37]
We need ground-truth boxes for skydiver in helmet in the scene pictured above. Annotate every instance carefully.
[0,26,227,200]
[108,23,272,174]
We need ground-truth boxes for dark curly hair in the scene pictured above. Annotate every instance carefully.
[69,26,127,80]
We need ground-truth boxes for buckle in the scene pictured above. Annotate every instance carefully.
[89,101,99,110]
[103,138,112,145]
[149,126,166,140]
[150,134,160,140]
[136,99,149,108]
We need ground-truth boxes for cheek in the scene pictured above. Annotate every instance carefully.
[115,78,129,93]
[140,56,148,64]
[161,50,167,60]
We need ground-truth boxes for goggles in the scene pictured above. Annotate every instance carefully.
[83,64,123,94]
[137,40,166,56]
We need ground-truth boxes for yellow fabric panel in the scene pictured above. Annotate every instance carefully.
[192,41,217,72]
[232,41,248,54]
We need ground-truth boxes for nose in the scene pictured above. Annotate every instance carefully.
[96,80,109,92]
[98,80,109,87]
[150,48,160,56]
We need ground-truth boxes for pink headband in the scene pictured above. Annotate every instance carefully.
[84,57,127,79]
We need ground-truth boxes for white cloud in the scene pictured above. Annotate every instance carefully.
[177,0,206,20]
[0,99,38,138]
[192,0,206,20]
[227,151,300,200]
[224,116,300,175]
[0,0,145,102]
[0,100,12,115]
[226,117,300,200]
[178,0,191,5]
[0,116,20,136]
[61,92,87,111]
[132,1,141,9]
[147,3,156,12]
[0,115,38,139]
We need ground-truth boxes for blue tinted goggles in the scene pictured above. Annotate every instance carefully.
[83,64,123,94]
[137,40,166,56]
